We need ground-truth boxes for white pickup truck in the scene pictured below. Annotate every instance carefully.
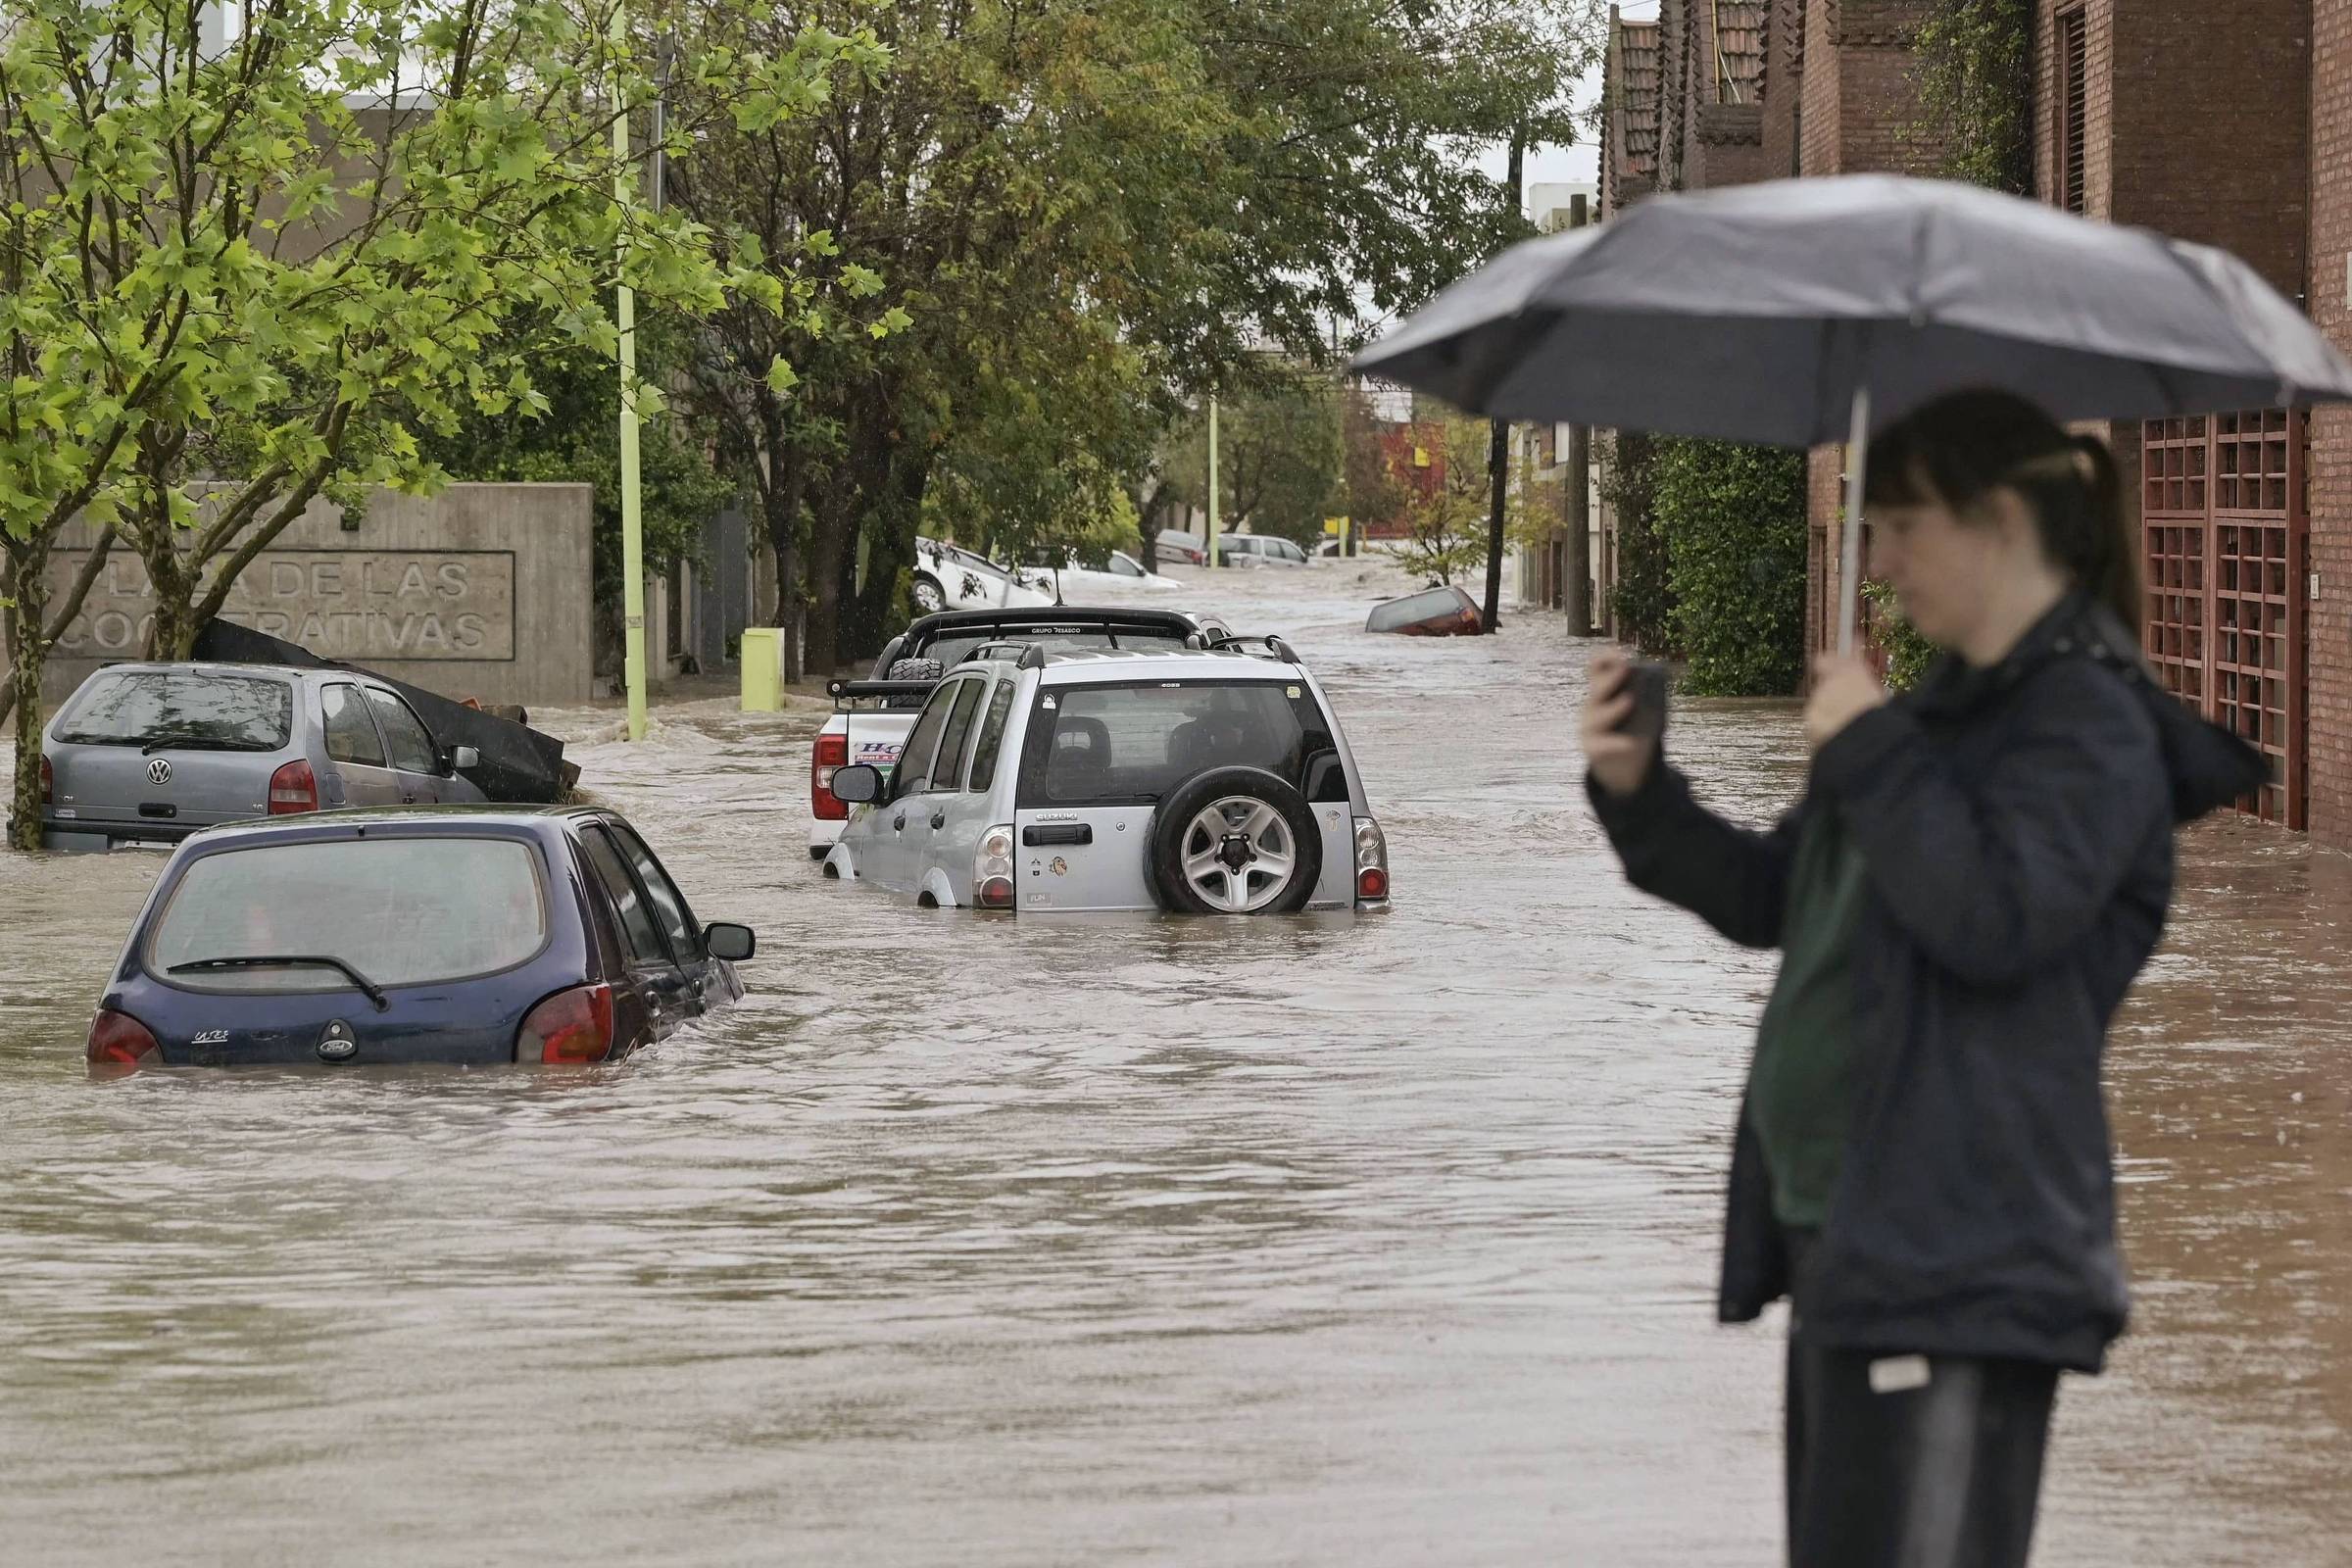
[807,607,1235,859]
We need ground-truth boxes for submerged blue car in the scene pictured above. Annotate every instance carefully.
[85,807,756,1072]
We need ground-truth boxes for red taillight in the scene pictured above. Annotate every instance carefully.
[1356,866,1390,901]
[87,1008,161,1074]
[811,732,850,821]
[977,875,1015,909]
[268,759,317,814]
[520,983,615,1064]
[39,754,53,805]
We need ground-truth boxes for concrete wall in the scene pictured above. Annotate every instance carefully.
[32,483,593,708]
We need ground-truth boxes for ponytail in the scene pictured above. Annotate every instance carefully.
[1865,392,2140,632]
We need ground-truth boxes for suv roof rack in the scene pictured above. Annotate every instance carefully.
[1204,632,1300,663]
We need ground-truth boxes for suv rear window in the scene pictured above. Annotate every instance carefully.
[55,670,292,752]
[150,837,548,991]
[1017,679,1338,807]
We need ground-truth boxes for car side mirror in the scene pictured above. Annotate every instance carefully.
[829,763,882,804]
[445,745,480,775]
[705,922,757,961]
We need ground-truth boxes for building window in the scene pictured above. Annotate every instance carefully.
[2057,9,2088,215]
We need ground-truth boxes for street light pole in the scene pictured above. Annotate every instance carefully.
[1206,395,1220,569]
[612,0,648,742]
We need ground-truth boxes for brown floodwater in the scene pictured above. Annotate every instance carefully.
[0,564,2345,1564]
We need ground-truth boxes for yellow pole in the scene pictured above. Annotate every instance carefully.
[1206,395,1220,568]
[613,0,647,741]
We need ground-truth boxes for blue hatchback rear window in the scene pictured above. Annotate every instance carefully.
[150,837,548,992]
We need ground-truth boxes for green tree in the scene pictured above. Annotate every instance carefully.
[1654,440,1807,696]
[1161,373,1345,547]
[664,0,1607,676]
[1604,432,1674,656]
[0,0,864,848]
[1387,415,1500,587]
[1912,0,2034,195]
[416,322,740,672]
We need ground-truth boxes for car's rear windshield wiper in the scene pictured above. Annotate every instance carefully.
[137,734,274,755]
[167,955,390,1010]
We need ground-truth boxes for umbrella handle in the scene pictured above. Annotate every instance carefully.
[1838,385,1871,659]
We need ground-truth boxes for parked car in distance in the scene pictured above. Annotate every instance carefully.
[85,807,756,1072]
[1215,533,1313,568]
[913,537,1054,614]
[35,662,490,852]
[1018,549,1185,597]
[821,639,1389,915]
[807,607,1238,859]
[1156,529,1208,566]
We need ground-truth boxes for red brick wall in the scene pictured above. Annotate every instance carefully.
[2311,0,2352,843]
[2112,3,2309,300]
[1798,1,1939,659]
[2034,3,2115,220]
[1762,0,1806,177]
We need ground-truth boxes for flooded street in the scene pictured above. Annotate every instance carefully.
[3,564,2348,1565]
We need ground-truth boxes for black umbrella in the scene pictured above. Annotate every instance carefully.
[1353,173,2352,650]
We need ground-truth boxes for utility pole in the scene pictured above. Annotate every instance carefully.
[1563,192,1593,635]
[1207,395,1220,568]
[612,0,647,740]
[1480,128,1527,636]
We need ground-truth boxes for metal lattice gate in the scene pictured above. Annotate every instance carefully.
[2142,410,2308,827]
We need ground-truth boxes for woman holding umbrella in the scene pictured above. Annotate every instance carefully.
[1581,390,2262,1568]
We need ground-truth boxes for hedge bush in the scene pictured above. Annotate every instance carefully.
[1655,439,1809,696]
[1604,432,1676,657]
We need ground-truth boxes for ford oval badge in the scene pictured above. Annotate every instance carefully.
[317,1020,359,1063]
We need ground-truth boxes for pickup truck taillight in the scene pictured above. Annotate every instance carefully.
[811,732,850,821]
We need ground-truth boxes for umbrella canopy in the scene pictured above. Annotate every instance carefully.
[1355,174,2352,445]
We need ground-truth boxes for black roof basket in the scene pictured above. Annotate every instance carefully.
[1205,632,1300,663]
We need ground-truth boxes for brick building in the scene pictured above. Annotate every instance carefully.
[1592,1,2352,846]
[1597,1,1938,657]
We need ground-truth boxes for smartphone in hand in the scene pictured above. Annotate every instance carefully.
[1614,660,1670,745]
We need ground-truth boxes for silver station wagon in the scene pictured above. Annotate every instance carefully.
[36,662,488,851]
[822,641,1389,914]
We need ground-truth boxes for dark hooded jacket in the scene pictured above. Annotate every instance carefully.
[1588,596,2265,1373]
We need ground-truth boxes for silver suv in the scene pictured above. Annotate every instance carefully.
[37,662,487,851]
[822,642,1388,914]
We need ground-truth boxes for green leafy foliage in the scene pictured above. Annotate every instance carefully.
[1159,373,1345,548]
[1912,0,2034,195]
[416,322,739,633]
[663,0,1607,675]
[1603,432,1675,657]
[1862,579,1942,692]
[0,0,859,846]
[1653,440,1808,697]
[1384,415,1502,587]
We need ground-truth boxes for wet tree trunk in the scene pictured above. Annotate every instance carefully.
[6,540,51,851]
[0,530,118,731]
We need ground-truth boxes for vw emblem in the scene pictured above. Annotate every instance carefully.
[146,758,172,785]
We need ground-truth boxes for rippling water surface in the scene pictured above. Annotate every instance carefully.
[2,564,2346,1564]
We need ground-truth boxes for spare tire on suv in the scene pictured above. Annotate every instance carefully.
[1148,766,1323,914]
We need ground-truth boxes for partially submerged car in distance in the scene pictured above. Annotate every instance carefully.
[34,662,490,852]
[821,639,1388,915]
[85,807,756,1073]
[806,606,1237,859]
[1365,585,1483,636]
